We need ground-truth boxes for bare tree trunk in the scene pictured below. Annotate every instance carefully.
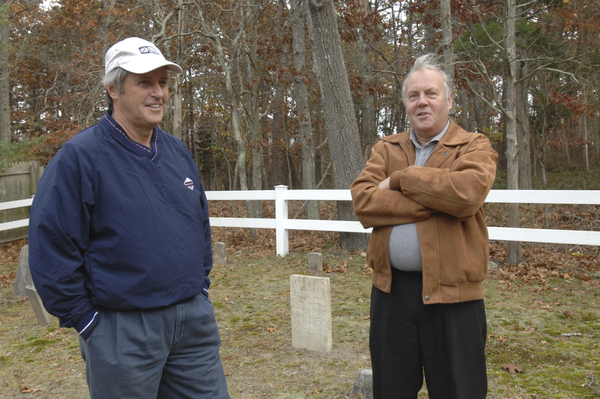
[171,0,186,140]
[537,111,549,228]
[245,16,264,229]
[472,82,485,133]
[187,70,199,176]
[250,99,263,219]
[306,0,368,250]
[400,10,415,133]
[515,5,531,189]
[440,0,454,117]
[357,0,376,150]
[564,144,571,167]
[269,2,285,189]
[506,0,522,265]
[424,6,435,53]
[270,84,284,187]
[516,56,531,189]
[358,31,377,148]
[582,87,590,171]
[172,73,184,140]
[291,0,319,220]
[196,5,255,235]
[460,88,470,131]
[0,0,9,144]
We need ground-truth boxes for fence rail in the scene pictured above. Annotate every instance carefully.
[2,187,599,255]
[0,198,34,233]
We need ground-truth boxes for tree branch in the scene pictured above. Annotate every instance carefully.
[315,137,328,152]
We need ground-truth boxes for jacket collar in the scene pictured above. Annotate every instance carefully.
[101,111,161,163]
[382,119,470,148]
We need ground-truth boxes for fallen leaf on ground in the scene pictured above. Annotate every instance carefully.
[500,364,523,374]
[20,385,33,393]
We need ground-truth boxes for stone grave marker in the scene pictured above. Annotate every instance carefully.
[13,245,33,297]
[25,286,53,326]
[213,242,227,264]
[307,252,323,274]
[289,274,332,353]
[349,369,373,399]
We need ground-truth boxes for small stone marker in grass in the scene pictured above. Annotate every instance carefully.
[13,245,33,297]
[25,286,53,326]
[213,242,227,264]
[308,252,323,274]
[289,274,332,353]
[349,369,373,399]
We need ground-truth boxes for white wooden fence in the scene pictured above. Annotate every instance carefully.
[0,198,34,233]
[2,186,600,256]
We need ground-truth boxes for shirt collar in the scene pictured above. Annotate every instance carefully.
[410,120,450,149]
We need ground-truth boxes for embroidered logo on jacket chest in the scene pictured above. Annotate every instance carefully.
[184,177,194,190]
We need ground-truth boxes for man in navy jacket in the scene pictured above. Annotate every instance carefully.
[29,37,230,399]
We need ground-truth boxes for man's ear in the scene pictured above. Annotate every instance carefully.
[105,84,119,100]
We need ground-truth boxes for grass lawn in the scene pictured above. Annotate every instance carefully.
[1,237,599,398]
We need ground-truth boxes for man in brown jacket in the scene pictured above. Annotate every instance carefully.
[351,54,498,399]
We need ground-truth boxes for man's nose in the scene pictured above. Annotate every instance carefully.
[149,82,163,98]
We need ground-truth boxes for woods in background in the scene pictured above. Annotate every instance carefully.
[1,0,599,193]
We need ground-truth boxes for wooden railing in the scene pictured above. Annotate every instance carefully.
[3,187,599,256]
[0,198,34,233]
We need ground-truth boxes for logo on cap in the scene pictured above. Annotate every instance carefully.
[139,46,160,55]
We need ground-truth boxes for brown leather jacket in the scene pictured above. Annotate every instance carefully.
[351,120,498,304]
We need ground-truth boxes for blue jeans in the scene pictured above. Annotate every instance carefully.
[79,294,229,399]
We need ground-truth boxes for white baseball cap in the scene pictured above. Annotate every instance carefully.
[105,37,183,75]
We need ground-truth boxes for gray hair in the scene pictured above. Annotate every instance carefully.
[103,67,129,114]
[402,54,452,101]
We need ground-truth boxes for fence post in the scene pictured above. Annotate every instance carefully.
[275,185,289,256]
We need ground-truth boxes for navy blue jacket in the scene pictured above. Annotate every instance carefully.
[29,113,212,339]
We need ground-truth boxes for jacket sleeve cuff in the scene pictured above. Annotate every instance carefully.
[389,170,404,191]
[74,309,99,341]
[202,287,209,298]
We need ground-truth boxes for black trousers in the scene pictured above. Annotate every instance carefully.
[370,268,488,399]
